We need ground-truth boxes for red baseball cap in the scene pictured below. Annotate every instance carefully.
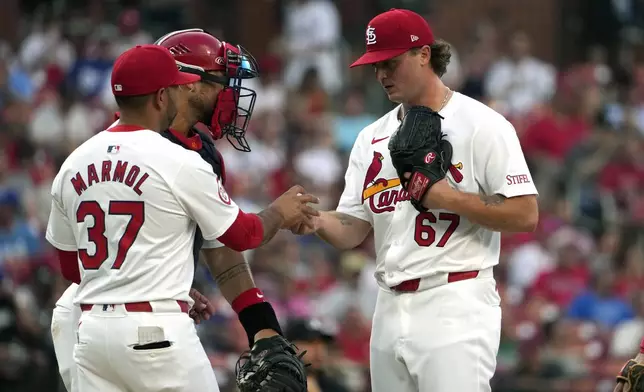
[350,9,435,68]
[111,44,201,96]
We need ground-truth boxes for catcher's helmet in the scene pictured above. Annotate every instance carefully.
[155,29,259,152]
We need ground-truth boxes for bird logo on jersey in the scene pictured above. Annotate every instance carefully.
[362,151,404,213]
[362,151,464,213]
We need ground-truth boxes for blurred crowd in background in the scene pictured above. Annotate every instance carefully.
[1,0,644,391]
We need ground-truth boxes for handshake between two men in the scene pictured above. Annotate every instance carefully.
[190,183,318,324]
[266,185,320,234]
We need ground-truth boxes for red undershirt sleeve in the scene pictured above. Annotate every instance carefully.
[57,250,80,283]
[216,210,264,252]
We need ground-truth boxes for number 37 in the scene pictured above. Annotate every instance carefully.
[76,200,144,270]
[414,212,460,247]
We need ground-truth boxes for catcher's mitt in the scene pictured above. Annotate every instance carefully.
[235,335,308,392]
[617,359,644,392]
[388,106,453,212]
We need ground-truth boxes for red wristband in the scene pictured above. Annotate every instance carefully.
[640,336,644,354]
[231,288,265,314]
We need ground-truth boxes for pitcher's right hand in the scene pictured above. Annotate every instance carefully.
[269,185,319,228]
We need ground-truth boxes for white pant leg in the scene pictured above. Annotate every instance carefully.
[52,284,81,391]
[52,304,82,391]
[52,307,74,392]
[370,288,417,392]
[75,304,218,392]
[74,308,126,392]
[75,361,124,392]
[403,276,502,392]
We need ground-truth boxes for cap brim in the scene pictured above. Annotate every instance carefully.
[172,72,201,86]
[349,48,409,68]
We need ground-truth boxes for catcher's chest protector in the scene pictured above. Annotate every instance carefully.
[161,128,226,268]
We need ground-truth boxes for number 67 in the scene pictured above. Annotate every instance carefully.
[414,212,460,247]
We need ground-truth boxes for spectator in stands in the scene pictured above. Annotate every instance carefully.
[0,56,34,107]
[219,110,286,192]
[0,281,54,392]
[615,242,644,298]
[313,250,377,324]
[65,36,113,100]
[282,0,342,95]
[484,30,556,117]
[0,286,30,392]
[109,9,153,59]
[598,133,644,217]
[605,85,644,136]
[243,55,287,115]
[333,88,377,153]
[566,270,634,329]
[459,19,499,101]
[611,292,644,358]
[538,320,589,380]
[286,318,350,392]
[506,219,556,293]
[0,190,42,277]
[563,45,613,91]
[288,67,330,122]
[562,111,621,236]
[18,18,75,91]
[529,228,591,309]
[334,307,370,367]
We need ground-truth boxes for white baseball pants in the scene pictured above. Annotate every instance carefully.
[370,270,502,392]
[74,301,219,392]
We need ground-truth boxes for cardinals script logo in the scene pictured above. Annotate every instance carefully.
[362,151,464,214]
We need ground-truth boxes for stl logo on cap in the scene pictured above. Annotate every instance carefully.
[366,26,377,45]
[350,9,435,68]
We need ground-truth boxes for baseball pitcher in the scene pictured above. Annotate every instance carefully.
[290,9,539,392]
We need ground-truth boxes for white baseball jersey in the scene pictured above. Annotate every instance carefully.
[337,92,537,288]
[46,125,239,305]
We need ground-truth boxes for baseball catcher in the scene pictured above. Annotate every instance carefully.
[388,106,453,212]
[155,29,308,392]
[235,335,308,392]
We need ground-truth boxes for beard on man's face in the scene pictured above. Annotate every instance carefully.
[187,93,214,126]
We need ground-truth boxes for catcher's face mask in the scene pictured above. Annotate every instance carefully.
[176,44,259,152]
